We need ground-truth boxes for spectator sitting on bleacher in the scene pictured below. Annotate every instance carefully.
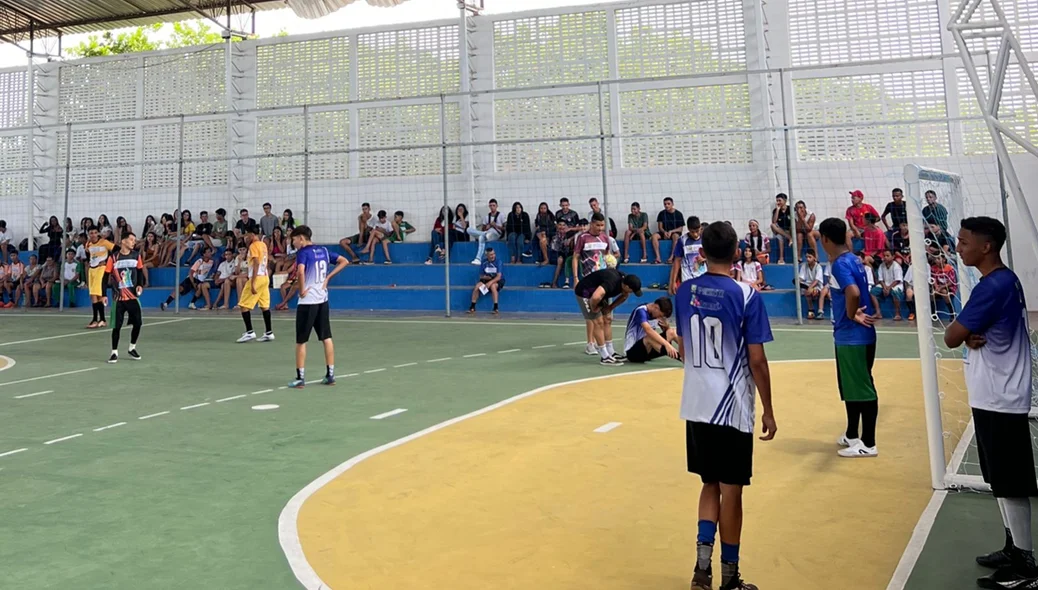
[275,259,300,312]
[468,199,504,265]
[588,198,617,238]
[555,197,579,229]
[0,220,13,258]
[167,210,196,267]
[799,249,824,319]
[207,209,228,251]
[862,213,887,264]
[770,193,793,264]
[213,249,237,310]
[234,208,259,246]
[141,215,157,240]
[280,209,296,233]
[652,197,684,265]
[544,217,574,289]
[929,253,957,319]
[881,188,907,242]
[5,251,24,308]
[872,249,905,321]
[744,220,770,265]
[260,203,279,238]
[21,254,39,307]
[426,206,453,265]
[533,202,555,266]
[96,214,114,241]
[268,226,287,274]
[922,190,948,232]
[452,203,470,243]
[0,256,11,307]
[904,263,916,321]
[42,255,63,307]
[468,247,504,315]
[794,200,821,258]
[161,247,215,311]
[114,216,132,243]
[624,202,649,263]
[736,247,765,292]
[233,244,250,304]
[387,211,416,247]
[845,190,879,240]
[139,232,161,270]
[185,210,213,262]
[505,201,532,264]
[891,221,911,265]
[925,223,954,258]
[360,210,395,265]
[338,203,373,263]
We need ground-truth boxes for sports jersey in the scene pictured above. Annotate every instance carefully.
[247,240,269,278]
[863,227,887,257]
[296,245,338,305]
[574,231,609,277]
[846,203,879,229]
[86,239,115,269]
[7,262,23,280]
[676,233,703,282]
[624,304,659,352]
[676,273,773,434]
[62,261,77,282]
[480,258,501,279]
[827,252,876,345]
[190,258,214,281]
[957,268,1032,413]
[104,249,144,301]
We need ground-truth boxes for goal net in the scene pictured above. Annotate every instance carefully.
[904,164,1038,492]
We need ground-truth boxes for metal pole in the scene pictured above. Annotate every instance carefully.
[440,95,451,317]
[984,52,1014,269]
[58,123,72,312]
[597,82,610,226]
[303,104,310,226]
[174,115,185,314]
[779,70,803,324]
[25,55,34,256]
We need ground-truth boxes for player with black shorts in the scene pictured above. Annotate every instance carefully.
[573,267,642,366]
[944,216,1038,589]
[676,221,776,590]
[623,297,679,363]
[288,225,349,388]
[105,232,145,364]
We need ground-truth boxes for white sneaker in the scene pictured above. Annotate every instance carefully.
[837,434,860,447]
[584,342,598,356]
[258,332,275,342]
[838,441,878,458]
[471,258,481,265]
[188,302,197,310]
[237,331,257,343]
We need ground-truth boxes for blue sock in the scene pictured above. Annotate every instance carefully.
[721,542,740,564]
[697,520,717,545]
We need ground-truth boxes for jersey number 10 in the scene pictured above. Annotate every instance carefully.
[688,315,724,369]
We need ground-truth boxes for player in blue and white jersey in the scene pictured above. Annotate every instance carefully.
[676,221,776,590]
[944,217,1037,588]
[288,225,350,388]
[623,296,679,363]
[669,216,703,295]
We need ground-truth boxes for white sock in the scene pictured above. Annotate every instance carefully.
[598,345,611,360]
[605,341,615,356]
[999,497,1034,552]
[110,349,117,356]
[128,343,136,352]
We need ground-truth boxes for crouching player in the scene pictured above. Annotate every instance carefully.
[624,296,679,363]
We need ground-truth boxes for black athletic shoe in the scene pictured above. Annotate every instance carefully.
[979,549,1015,569]
[978,567,1038,589]
[691,564,712,590]
[719,576,758,590]
[107,353,118,364]
[612,352,627,361]
[128,349,141,361]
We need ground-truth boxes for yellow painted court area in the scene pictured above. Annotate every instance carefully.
[0,355,12,371]
[298,360,964,590]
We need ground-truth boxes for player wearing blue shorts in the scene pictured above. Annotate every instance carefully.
[944,217,1037,589]
[677,221,776,590]
[288,225,349,389]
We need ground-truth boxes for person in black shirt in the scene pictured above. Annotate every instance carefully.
[921,190,949,232]
[504,201,532,263]
[533,202,556,265]
[881,188,908,242]
[555,198,579,229]
[890,221,911,264]
[652,197,685,265]
[38,216,63,264]
[186,210,214,262]
[770,193,793,264]
[234,209,260,245]
[106,232,145,364]
[574,268,642,366]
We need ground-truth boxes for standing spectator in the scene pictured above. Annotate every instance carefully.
[770,193,793,264]
[505,202,532,264]
[652,197,684,265]
[213,249,237,310]
[574,213,612,355]
[555,197,579,229]
[425,206,454,265]
[338,203,374,262]
[922,190,949,232]
[185,210,213,262]
[799,249,825,319]
[794,200,820,258]
[881,188,908,241]
[862,213,887,263]
[208,208,229,250]
[891,221,911,264]
[670,216,703,294]
[468,199,505,265]
[743,220,770,265]
[259,203,279,238]
[736,248,765,292]
[3,251,23,308]
[280,209,296,233]
[873,250,905,320]
[96,214,114,241]
[930,253,957,318]
[545,218,574,289]
[452,203,470,243]
[588,198,617,238]
[468,247,504,315]
[0,220,13,258]
[624,202,649,264]
[361,210,395,265]
[234,208,260,245]
[38,216,63,264]
[533,202,555,266]
[387,211,416,245]
[845,190,880,239]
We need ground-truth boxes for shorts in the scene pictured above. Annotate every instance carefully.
[479,277,504,290]
[870,285,904,300]
[576,295,600,320]
[973,407,1038,498]
[178,277,196,295]
[238,275,271,310]
[834,343,878,402]
[296,301,332,344]
[88,266,105,296]
[626,339,664,364]
[686,421,753,486]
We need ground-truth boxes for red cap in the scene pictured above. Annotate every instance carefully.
[849,190,864,198]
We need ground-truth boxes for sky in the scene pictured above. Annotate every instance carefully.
[0,0,607,68]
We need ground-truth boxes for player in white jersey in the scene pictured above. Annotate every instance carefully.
[623,297,679,363]
[944,217,1038,589]
[676,221,776,590]
[288,225,349,388]
[669,216,703,295]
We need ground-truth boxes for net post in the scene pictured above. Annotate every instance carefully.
[779,69,803,324]
[904,164,948,490]
[58,123,72,312]
[598,82,609,225]
[174,115,185,315]
[302,104,310,227]
[440,94,451,318]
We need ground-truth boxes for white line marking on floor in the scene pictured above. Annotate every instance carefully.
[369,408,407,420]
[593,422,623,433]
[885,490,948,590]
[217,395,247,403]
[251,388,274,395]
[43,433,82,445]
[0,318,189,347]
[305,380,323,385]
[0,367,97,388]
[393,362,417,368]
[497,349,520,354]
[138,411,169,420]
[342,373,359,378]
[0,448,27,458]
[93,422,126,432]
[426,357,451,363]
[564,341,586,346]
[278,386,288,390]
[0,355,15,372]
[532,344,557,349]
[462,353,485,358]
[364,368,386,374]
[14,390,53,399]
[180,402,210,410]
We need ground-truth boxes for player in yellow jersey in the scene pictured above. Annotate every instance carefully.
[85,226,115,329]
[236,227,274,343]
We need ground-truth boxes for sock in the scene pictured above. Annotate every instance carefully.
[860,400,878,448]
[242,310,254,333]
[262,309,272,334]
[128,343,136,352]
[92,302,100,322]
[907,298,916,314]
[110,349,117,356]
[327,365,334,378]
[605,341,615,356]
[190,294,199,304]
[492,303,498,311]
[697,519,717,545]
[165,295,174,305]
[296,367,305,381]
[469,302,476,311]
[598,345,611,360]
[720,542,740,564]
[845,402,861,440]
[696,542,714,572]
[999,497,1034,552]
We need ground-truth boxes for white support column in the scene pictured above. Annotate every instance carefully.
[348,34,360,180]
[467,12,496,213]
[605,7,623,175]
[744,0,781,196]
[459,7,475,208]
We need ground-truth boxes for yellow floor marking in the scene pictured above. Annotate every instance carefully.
[298,360,965,590]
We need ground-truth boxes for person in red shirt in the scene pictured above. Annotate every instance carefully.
[861,213,887,264]
[929,253,958,319]
[845,190,880,239]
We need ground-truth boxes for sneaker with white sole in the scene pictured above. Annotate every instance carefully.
[236,331,257,343]
[838,441,878,458]
[128,349,141,361]
[471,258,482,265]
[107,353,118,364]
[612,352,627,361]
[837,434,860,447]
[584,342,598,356]
[188,302,197,310]
[600,356,624,366]
[258,332,275,342]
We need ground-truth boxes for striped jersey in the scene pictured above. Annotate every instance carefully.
[87,239,115,269]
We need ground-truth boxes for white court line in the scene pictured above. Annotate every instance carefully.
[251,388,274,395]
[369,408,407,420]
[180,402,210,411]
[217,395,247,403]
[393,363,417,368]
[0,448,27,458]
[278,386,288,390]
[0,367,97,388]
[563,341,587,346]
[593,422,623,433]
[138,411,169,420]
[43,433,82,445]
[532,344,557,349]
[885,491,948,590]
[0,318,189,347]
[462,353,485,358]
[426,357,452,363]
[497,349,521,354]
[0,355,15,372]
[342,373,359,378]
[13,390,52,399]
[93,422,126,432]
[364,368,386,374]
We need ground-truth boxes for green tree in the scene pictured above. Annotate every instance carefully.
[67,24,162,57]
[166,21,224,48]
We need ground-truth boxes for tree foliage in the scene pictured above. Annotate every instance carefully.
[68,21,256,58]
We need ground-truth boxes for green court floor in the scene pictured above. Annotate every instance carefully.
[0,311,953,589]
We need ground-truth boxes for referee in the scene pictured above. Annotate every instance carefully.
[288,225,349,388]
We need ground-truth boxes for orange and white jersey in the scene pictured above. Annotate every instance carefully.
[248,240,268,278]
